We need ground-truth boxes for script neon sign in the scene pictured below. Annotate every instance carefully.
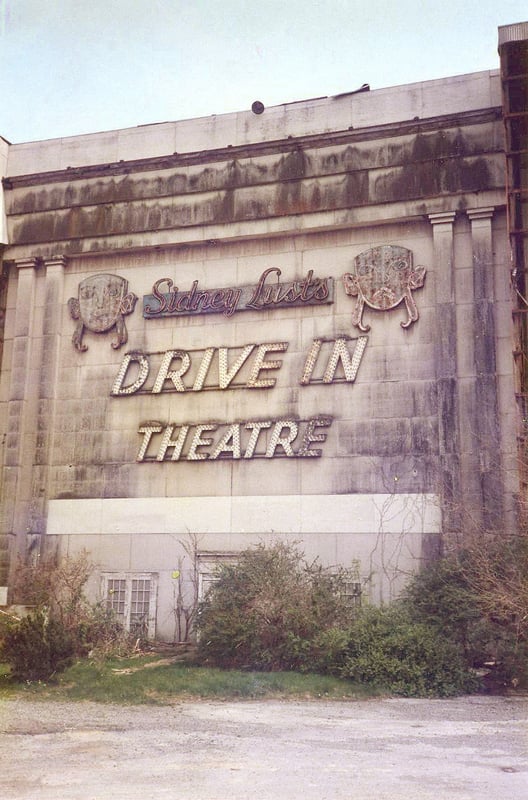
[143,268,333,319]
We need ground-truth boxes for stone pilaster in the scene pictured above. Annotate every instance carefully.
[2,257,42,591]
[428,211,460,537]
[2,255,67,596]
[466,207,503,529]
[28,256,67,550]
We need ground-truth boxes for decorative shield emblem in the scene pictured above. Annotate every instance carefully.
[343,245,426,332]
[68,273,138,351]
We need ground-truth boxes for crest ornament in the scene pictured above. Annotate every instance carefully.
[343,245,426,332]
[68,273,138,352]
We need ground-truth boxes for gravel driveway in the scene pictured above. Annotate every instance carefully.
[1,695,527,799]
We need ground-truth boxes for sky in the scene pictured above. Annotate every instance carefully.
[0,0,527,144]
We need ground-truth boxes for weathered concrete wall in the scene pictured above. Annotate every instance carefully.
[0,70,517,637]
[2,114,504,258]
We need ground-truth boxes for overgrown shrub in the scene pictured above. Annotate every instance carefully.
[196,541,358,671]
[195,541,480,695]
[339,606,478,697]
[304,626,351,675]
[400,557,480,655]
[75,602,136,660]
[11,551,94,629]
[463,531,528,642]
[1,552,136,681]
[401,554,528,688]
[1,610,75,681]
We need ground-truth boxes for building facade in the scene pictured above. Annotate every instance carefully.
[0,23,526,640]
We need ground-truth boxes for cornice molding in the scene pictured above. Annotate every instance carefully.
[2,108,502,190]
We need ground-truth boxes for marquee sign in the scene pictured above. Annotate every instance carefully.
[69,248,426,354]
[143,268,333,319]
[109,336,368,463]
[136,416,333,462]
[111,337,368,396]
[68,247,427,466]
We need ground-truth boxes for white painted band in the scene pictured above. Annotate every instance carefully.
[47,493,440,537]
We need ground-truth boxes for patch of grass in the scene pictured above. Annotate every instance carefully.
[0,662,17,698]
[0,655,380,704]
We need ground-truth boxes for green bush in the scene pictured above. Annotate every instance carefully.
[196,540,528,695]
[196,542,357,671]
[196,543,477,695]
[401,555,528,689]
[340,606,478,697]
[401,557,480,652]
[0,604,135,682]
[2,553,138,682]
[304,626,351,675]
[467,618,528,688]
[1,610,75,682]
[75,603,135,660]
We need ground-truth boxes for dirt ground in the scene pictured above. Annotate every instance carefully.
[0,695,527,800]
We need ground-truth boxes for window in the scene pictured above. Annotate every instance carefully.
[341,578,362,610]
[102,573,158,639]
[329,569,363,610]
[196,552,239,600]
